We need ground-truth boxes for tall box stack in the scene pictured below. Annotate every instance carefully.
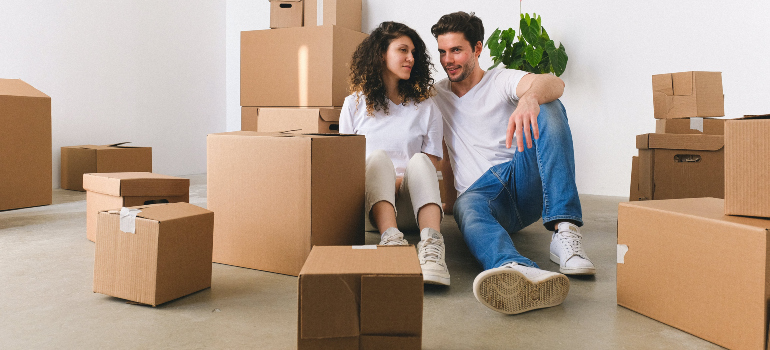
[629,71,726,201]
[0,79,52,211]
[240,0,366,133]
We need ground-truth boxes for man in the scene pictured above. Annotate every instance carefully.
[430,11,595,315]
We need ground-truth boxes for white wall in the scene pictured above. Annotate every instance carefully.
[0,0,226,188]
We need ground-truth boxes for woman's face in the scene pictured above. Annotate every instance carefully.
[382,35,415,81]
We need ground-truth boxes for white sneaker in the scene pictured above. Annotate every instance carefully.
[378,227,408,246]
[473,262,570,315]
[550,222,596,275]
[417,228,450,286]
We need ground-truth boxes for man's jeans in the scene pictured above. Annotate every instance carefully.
[453,100,582,270]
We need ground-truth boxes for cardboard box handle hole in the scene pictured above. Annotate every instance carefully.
[674,154,701,163]
[279,3,293,8]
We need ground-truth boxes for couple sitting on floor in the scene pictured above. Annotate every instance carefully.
[340,11,595,315]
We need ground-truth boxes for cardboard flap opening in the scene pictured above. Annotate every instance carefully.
[300,274,360,339]
[673,154,701,163]
[743,114,770,120]
[672,71,694,96]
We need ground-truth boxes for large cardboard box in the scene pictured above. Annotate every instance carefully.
[652,71,724,119]
[242,107,340,133]
[0,79,51,211]
[636,133,724,200]
[618,198,770,350]
[61,143,152,191]
[298,246,423,350]
[303,0,362,31]
[725,115,770,218]
[83,172,190,242]
[207,131,365,276]
[655,117,724,135]
[269,0,303,28]
[93,202,214,307]
[241,25,367,107]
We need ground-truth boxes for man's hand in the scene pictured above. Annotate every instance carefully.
[506,94,540,151]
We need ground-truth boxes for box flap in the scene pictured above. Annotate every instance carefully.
[671,71,693,96]
[0,78,49,98]
[360,275,423,336]
[742,114,770,120]
[83,172,189,197]
[635,134,723,151]
[63,143,148,150]
[300,246,422,276]
[651,74,673,95]
[299,274,360,339]
[105,202,211,222]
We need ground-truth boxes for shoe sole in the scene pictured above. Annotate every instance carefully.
[423,273,450,286]
[473,269,569,315]
[550,252,596,275]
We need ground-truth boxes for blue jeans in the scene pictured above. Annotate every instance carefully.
[453,100,582,270]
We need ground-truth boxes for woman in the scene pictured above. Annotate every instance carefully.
[339,22,449,286]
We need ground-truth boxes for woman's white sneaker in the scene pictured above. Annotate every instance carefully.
[549,222,596,275]
[417,228,450,286]
[378,227,408,246]
[472,262,570,314]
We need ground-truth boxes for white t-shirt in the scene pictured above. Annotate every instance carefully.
[339,93,443,177]
[432,67,529,194]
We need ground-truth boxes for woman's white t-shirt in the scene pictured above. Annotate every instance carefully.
[339,93,443,177]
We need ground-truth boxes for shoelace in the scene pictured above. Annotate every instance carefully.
[418,237,445,264]
[557,229,587,259]
[380,231,406,245]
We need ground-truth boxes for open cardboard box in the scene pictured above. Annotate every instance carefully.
[652,71,724,119]
[241,107,340,133]
[61,143,152,191]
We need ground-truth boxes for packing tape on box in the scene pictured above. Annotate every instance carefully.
[690,117,704,132]
[617,244,629,264]
[120,207,142,234]
[352,245,377,250]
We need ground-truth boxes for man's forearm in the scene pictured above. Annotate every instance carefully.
[520,74,564,105]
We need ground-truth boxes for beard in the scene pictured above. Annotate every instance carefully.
[446,58,476,83]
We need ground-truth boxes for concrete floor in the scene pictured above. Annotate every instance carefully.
[0,174,723,350]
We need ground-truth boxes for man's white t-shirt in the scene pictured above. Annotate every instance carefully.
[432,67,529,194]
[339,93,443,176]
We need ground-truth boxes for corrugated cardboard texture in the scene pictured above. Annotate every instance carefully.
[61,144,153,191]
[241,107,259,131]
[269,0,303,29]
[257,107,341,133]
[655,118,725,135]
[303,0,361,31]
[240,25,367,107]
[617,198,770,350]
[298,246,422,350]
[725,118,770,218]
[207,132,365,276]
[93,203,213,306]
[0,79,52,211]
[652,71,724,119]
[629,156,640,201]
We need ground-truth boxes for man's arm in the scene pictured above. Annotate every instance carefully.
[506,73,565,151]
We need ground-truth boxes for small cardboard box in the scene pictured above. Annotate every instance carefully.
[303,0,362,31]
[269,0,303,29]
[242,107,340,133]
[207,131,365,276]
[629,155,641,201]
[83,172,190,242]
[298,246,423,350]
[652,71,724,119]
[636,133,724,200]
[725,115,770,218]
[61,143,152,191]
[0,79,52,211]
[655,117,724,135]
[618,198,770,350]
[241,25,367,107]
[93,202,214,307]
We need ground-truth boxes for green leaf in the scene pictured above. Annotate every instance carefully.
[520,15,541,46]
[485,28,501,53]
[501,28,516,43]
[550,43,568,76]
[524,13,531,26]
[524,45,544,67]
[535,14,542,27]
[540,27,550,41]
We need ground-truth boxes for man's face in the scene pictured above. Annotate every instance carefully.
[437,32,479,83]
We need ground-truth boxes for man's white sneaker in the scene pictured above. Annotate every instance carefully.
[378,227,408,246]
[417,228,450,286]
[550,222,596,275]
[472,262,569,314]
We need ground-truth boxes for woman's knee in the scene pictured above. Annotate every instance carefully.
[406,153,435,172]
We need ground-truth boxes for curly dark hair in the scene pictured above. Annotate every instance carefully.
[430,11,484,51]
[349,21,434,116]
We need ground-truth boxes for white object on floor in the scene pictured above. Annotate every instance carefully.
[550,222,596,275]
[417,228,450,286]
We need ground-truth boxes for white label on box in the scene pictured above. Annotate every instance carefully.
[690,117,704,132]
[352,245,377,250]
[317,0,323,25]
[119,207,142,234]
[617,244,629,264]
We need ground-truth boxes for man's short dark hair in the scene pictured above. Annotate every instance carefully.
[430,11,484,51]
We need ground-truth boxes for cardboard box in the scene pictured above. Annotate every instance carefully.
[83,172,190,242]
[629,155,641,201]
[298,245,422,350]
[618,198,770,350]
[652,71,724,119]
[636,133,724,200]
[242,107,340,133]
[61,143,152,191]
[725,115,770,218]
[655,117,724,135]
[207,131,365,276]
[93,202,214,307]
[303,0,362,31]
[241,25,367,107]
[0,79,51,211]
[269,0,303,29]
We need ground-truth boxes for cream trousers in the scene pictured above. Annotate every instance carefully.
[365,150,443,233]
